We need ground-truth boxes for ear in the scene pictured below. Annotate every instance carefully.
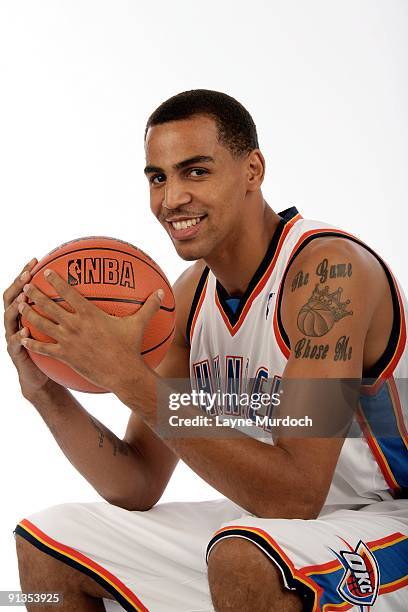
[246,149,265,191]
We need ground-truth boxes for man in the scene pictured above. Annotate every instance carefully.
[4,90,408,611]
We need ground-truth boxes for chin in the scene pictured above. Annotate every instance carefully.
[175,247,204,262]
[173,241,211,262]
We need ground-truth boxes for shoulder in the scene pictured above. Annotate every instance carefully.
[283,235,385,297]
[289,235,382,274]
[281,235,386,339]
[172,260,208,347]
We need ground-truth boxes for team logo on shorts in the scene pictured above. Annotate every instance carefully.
[331,539,380,609]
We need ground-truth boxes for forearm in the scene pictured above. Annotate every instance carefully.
[29,380,149,509]
[166,435,313,518]
[116,369,315,518]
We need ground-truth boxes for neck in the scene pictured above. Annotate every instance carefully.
[204,196,281,296]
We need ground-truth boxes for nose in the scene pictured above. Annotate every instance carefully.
[163,178,192,210]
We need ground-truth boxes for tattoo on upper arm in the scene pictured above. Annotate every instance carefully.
[291,270,309,292]
[297,284,353,337]
[291,258,353,293]
[316,258,352,284]
[288,256,355,362]
[89,416,129,456]
[334,336,353,361]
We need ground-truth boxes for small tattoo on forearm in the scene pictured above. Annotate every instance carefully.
[316,258,353,284]
[297,284,353,337]
[89,416,129,456]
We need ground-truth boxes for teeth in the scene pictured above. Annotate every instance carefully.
[171,217,202,230]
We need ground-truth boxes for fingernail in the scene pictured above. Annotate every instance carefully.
[44,269,52,277]
[20,328,28,336]
[20,271,29,281]
[17,293,24,303]
[23,284,30,293]
[28,258,37,266]
[18,302,24,313]
[157,289,164,301]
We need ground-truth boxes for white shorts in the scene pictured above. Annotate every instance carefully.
[14,498,408,611]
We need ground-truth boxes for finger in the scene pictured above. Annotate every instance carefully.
[20,336,59,357]
[17,301,60,339]
[22,283,69,324]
[136,290,164,327]
[4,296,23,339]
[7,328,29,358]
[3,258,38,309]
[16,257,38,282]
[43,269,86,311]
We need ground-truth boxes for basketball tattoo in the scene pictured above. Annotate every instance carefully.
[297,285,353,337]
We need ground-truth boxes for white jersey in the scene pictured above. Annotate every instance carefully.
[189,207,408,508]
[15,206,408,611]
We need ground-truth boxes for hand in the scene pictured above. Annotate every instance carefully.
[17,269,163,393]
[3,258,55,401]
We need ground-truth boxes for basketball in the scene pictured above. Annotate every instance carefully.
[21,236,176,393]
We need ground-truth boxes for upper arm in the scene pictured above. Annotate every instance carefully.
[276,238,381,514]
[281,237,379,377]
[122,261,206,504]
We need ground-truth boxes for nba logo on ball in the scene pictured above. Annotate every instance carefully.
[67,257,135,288]
[331,540,379,608]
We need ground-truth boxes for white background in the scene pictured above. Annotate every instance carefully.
[0,0,407,596]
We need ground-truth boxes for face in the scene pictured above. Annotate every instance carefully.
[144,115,256,262]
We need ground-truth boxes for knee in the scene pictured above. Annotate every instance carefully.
[15,533,56,578]
[208,537,273,584]
[207,538,303,612]
[207,537,281,597]
[15,532,32,564]
[15,533,49,588]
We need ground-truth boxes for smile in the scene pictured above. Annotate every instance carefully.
[171,217,202,230]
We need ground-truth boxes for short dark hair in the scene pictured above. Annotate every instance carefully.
[145,89,259,157]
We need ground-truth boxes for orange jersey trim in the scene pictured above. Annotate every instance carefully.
[356,403,401,494]
[189,274,209,345]
[215,213,302,337]
[17,519,148,612]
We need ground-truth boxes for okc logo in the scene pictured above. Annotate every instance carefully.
[331,540,380,609]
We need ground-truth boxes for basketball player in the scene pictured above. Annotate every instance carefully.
[4,90,407,611]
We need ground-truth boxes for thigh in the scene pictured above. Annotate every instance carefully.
[15,498,244,612]
[206,500,408,611]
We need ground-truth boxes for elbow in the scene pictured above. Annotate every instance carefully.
[251,489,325,520]
[104,493,156,512]
[104,482,167,512]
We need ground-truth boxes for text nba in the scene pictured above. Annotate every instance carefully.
[67,258,135,288]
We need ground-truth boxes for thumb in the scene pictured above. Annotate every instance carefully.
[135,289,164,329]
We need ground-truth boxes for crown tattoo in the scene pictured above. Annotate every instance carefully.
[297,284,353,337]
[307,284,353,321]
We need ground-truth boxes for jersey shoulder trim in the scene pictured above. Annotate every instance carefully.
[215,207,302,337]
[186,266,210,347]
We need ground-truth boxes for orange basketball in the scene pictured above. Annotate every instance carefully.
[21,236,175,393]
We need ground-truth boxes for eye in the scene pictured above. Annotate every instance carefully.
[188,168,208,178]
[150,174,166,185]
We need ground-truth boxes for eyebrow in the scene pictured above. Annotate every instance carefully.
[144,155,215,175]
